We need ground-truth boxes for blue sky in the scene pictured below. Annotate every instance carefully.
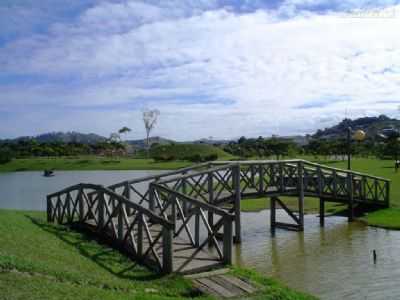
[1,0,400,140]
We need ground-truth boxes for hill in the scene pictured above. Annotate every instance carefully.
[313,115,400,140]
[1,132,107,144]
[127,136,174,149]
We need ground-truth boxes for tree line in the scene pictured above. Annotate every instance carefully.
[0,140,125,164]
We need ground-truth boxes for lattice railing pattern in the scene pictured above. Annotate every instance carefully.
[151,184,234,272]
[47,183,174,273]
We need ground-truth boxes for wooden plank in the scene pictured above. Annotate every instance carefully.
[212,275,245,296]
[184,268,230,279]
[218,275,257,294]
[196,277,237,298]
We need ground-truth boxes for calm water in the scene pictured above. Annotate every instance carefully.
[0,170,164,211]
[236,210,400,300]
[1,171,399,299]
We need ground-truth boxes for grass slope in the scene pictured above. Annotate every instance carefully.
[0,157,192,172]
[0,210,315,300]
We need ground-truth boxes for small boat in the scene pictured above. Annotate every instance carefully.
[43,169,55,177]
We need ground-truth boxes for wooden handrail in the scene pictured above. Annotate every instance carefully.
[108,162,211,189]
[152,183,235,219]
[156,164,237,185]
[47,183,173,229]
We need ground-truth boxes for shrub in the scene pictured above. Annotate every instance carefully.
[0,147,13,164]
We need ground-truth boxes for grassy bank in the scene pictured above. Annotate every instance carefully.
[241,197,345,215]
[0,210,315,300]
[0,157,192,172]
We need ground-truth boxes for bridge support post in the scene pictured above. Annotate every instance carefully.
[223,215,233,265]
[149,184,155,212]
[298,161,305,231]
[319,198,325,227]
[98,191,105,230]
[78,185,85,223]
[123,181,131,215]
[195,208,200,247]
[181,174,188,215]
[270,197,276,233]
[348,173,354,222]
[259,164,264,195]
[162,226,173,274]
[233,165,241,243]
[208,172,214,246]
[47,195,53,223]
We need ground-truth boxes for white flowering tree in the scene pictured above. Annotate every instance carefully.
[143,109,160,154]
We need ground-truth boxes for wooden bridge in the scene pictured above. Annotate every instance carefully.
[47,160,390,274]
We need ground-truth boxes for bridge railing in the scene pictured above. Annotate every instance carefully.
[47,183,175,273]
[212,160,390,206]
[150,183,234,272]
[301,161,390,206]
[97,163,213,209]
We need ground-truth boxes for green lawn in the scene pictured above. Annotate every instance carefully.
[241,196,345,215]
[0,210,315,300]
[0,157,192,172]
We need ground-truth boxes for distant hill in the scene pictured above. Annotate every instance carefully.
[127,136,175,149]
[2,132,107,144]
[313,115,400,140]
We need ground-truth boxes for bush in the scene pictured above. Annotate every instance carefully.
[0,148,13,164]
[150,144,223,162]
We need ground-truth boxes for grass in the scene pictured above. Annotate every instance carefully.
[0,157,192,172]
[241,197,345,214]
[360,208,400,230]
[0,209,315,300]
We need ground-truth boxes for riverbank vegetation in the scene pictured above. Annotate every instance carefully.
[0,157,192,172]
[0,210,315,300]
[150,143,233,162]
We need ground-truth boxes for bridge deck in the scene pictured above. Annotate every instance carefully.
[83,218,222,274]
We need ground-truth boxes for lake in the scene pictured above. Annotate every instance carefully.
[1,170,399,299]
[0,170,164,211]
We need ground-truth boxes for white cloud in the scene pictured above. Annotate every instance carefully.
[1,1,400,139]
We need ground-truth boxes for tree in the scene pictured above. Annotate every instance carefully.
[109,132,121,143]
[118,126,131,137]
[143,109,160,154]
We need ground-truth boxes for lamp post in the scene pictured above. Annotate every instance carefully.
[347,128,366,170]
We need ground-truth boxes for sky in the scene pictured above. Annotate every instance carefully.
[1,0,400,141]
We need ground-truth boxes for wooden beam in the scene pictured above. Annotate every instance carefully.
[348,173,354,222]
[162,226,173,274]
[223,216,233,265]
[233,165,241,243]
[297,161,304,231]
[270,197,276,233]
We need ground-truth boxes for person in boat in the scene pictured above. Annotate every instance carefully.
[44,169,54,177]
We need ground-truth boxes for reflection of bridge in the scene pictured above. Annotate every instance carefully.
[47,160,390,274]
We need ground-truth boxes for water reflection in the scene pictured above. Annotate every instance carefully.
[235,210,400,300]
